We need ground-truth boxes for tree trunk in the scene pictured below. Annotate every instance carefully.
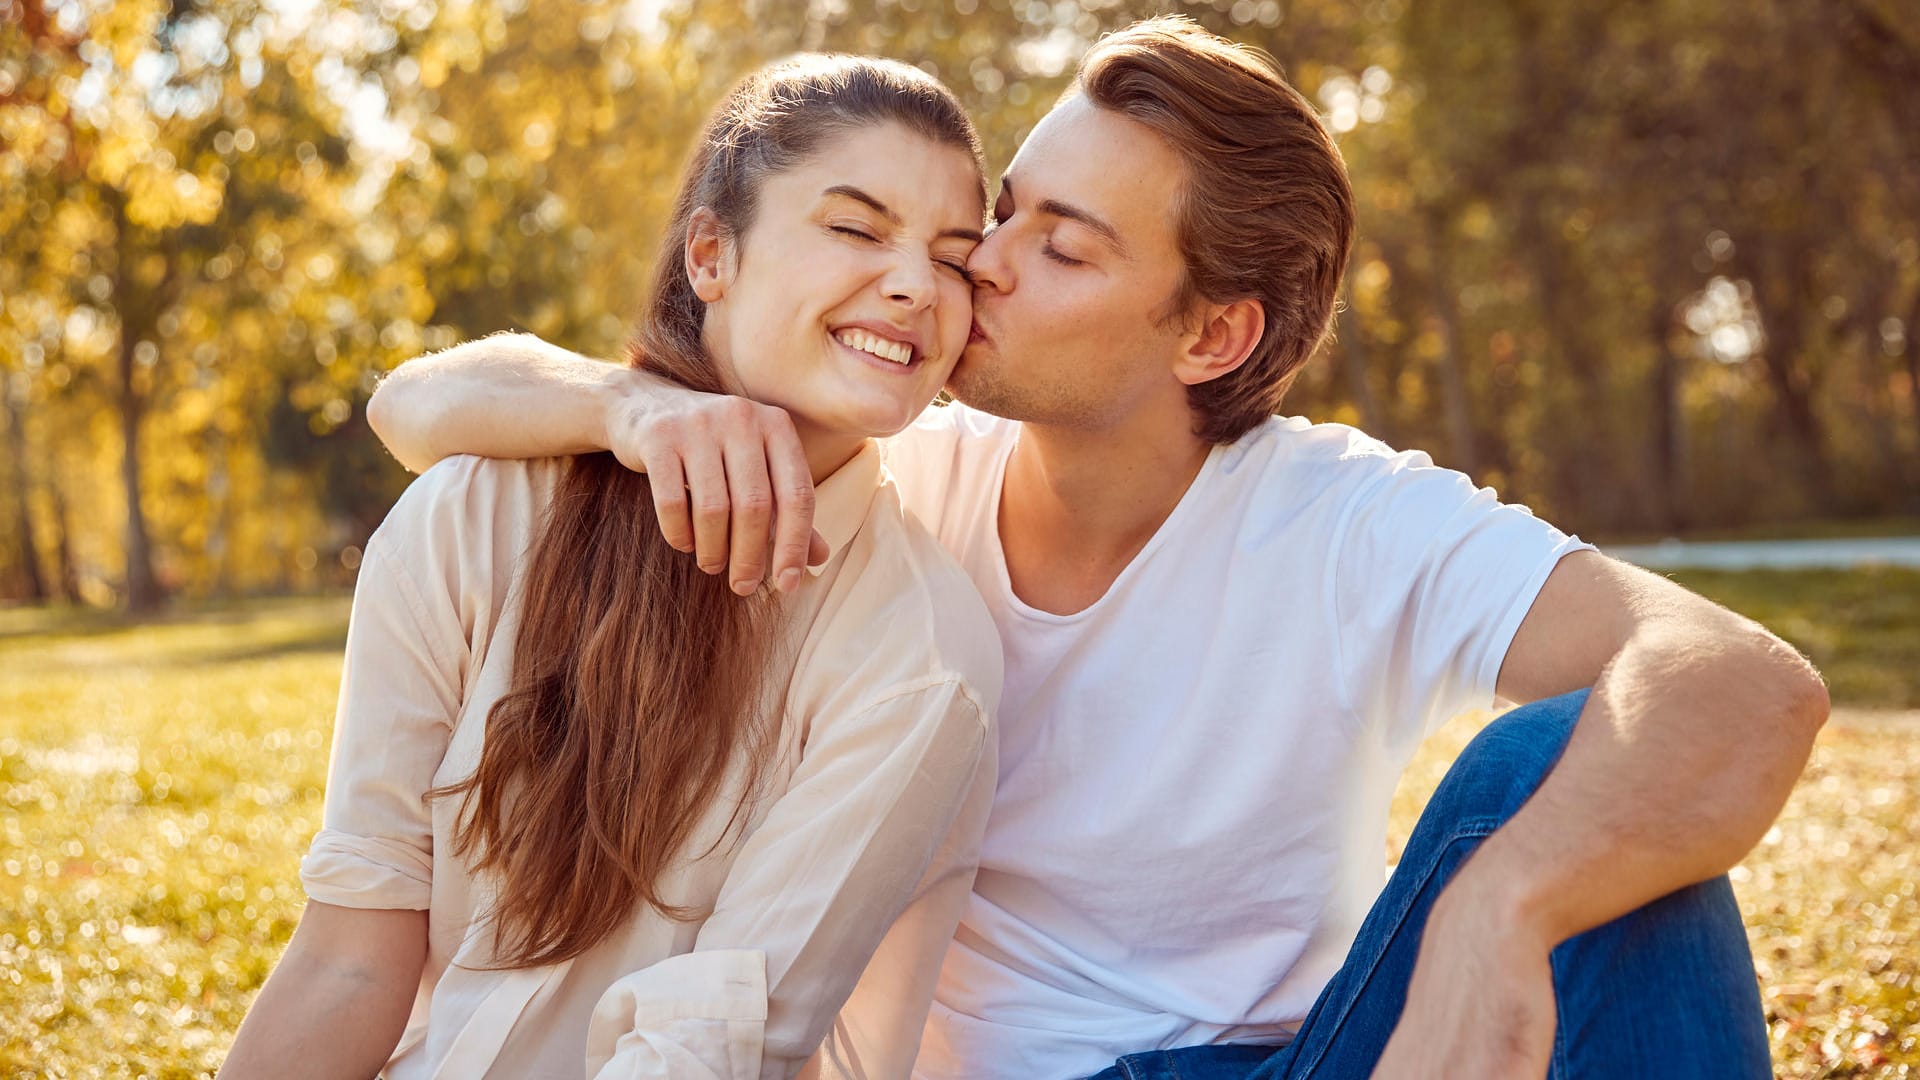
[1753,297,1831,503]
[1906,290,1920,475]
[1745,225,1834,506]
[1648,295,1691,534]
[1425,211,1480,479]
[117,334,162,612]
[2,389,48,602]
[108,190,164,613]
[48,467,78,603]
[1334,282,1387,438]
[1647,211,1695,534]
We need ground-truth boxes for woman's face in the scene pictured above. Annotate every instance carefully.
[695,121,985,447]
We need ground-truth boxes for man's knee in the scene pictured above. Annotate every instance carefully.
[1430,689,1591,825]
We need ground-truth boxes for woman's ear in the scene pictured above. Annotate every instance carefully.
[685,207,734,303]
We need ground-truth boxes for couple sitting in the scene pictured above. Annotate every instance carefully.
[222,16,1827,1080]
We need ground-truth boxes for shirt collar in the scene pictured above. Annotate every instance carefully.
[807,440,883,576]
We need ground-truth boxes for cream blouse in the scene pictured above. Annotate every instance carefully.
[298,443,1001,1080]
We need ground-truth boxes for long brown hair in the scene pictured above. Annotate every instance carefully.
[430,55,983,970]
[1077,16,1354,444]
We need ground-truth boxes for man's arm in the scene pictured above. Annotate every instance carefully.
[367,332,638,474]
[367,333,822,594]
[218,901,427,1079]
[1375,550,1827,1078]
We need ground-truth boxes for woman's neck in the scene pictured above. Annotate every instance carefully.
[791,420,868,485]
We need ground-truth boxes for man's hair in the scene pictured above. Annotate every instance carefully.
[1077,16,1355,444]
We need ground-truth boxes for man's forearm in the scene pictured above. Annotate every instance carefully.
[1445,620,1826,946]
[367,332,641,473]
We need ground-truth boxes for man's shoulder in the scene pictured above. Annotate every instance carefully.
[1234,414,1428,468]
[1223,415,1445,512]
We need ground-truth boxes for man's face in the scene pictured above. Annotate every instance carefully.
[950,94,1194,430]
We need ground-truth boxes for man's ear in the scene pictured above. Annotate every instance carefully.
[1173,297,1265,386]
[685,207,734,303]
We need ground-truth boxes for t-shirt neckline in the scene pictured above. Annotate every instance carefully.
[985,429,1227,626]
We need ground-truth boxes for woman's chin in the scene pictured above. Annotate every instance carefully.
[814,398,932,441]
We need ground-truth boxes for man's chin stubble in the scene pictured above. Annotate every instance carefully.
[948,366,1101,429]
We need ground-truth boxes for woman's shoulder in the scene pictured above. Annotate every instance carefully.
[379,456,563,546]
[815,479,1003,717]
[367,456,569,608]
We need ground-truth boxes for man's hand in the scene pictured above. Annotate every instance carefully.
[365,332,827,595]
[1370,872,1557,1080]
[604,384,828,596]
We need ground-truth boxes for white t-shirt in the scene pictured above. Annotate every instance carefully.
[880,404,1592,1080]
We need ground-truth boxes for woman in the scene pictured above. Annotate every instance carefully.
[220,55,1000,1080]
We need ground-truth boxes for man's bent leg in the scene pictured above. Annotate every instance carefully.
[1250,689,1769,1079]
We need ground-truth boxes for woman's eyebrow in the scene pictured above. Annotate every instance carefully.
[823,184,983,243]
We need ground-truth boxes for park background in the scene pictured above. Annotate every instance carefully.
[2,0,1917,1075]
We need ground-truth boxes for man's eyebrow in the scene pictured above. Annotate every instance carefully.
[1002,175,1128,257]
[824,184,983,243]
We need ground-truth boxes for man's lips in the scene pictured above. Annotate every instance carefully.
[968,320,989,344]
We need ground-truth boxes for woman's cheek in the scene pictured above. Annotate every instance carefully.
[940,276,973,331]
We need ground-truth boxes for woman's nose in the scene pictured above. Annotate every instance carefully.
[881,252,937,309]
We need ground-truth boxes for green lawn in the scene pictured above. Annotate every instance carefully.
[1667,566,1920,709]
[2,569,1916,1077]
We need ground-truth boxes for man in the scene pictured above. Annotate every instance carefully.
[367,16,1825,1079]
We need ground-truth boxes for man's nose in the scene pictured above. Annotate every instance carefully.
[965,228,1011,293]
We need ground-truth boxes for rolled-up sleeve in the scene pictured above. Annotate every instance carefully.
[586,678,995,1080]
[300,476,470,910]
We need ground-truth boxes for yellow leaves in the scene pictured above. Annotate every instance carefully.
[519,115,556,161]
[228,311,270,356]
[419,222,455,261]
[90,0,170,75]
[419,49,450,90]
[590,99,617,136]
[1353,257,1393,298]
[119,162,225,229]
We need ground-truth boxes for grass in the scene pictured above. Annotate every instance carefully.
[0,598,347,1078]
[1597,515,1920,547]
[1666,567,1920,709]
[2,567,1916,1078]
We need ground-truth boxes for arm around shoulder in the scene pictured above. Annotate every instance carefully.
[367,332,638,473]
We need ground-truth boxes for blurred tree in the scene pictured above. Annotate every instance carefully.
[1,0,1915,608]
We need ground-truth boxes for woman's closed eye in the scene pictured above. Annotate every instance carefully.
[937,257,975,282]
[1043,244,1084,267]
[830,224,879,242]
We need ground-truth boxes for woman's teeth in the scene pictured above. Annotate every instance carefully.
[836,329,913,365]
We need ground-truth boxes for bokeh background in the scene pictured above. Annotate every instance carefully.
[4,0,1918,606]
[3,0,1918,1076]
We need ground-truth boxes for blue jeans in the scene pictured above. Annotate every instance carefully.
[1090,690,1770,1080]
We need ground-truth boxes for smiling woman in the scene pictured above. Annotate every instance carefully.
[697,122,986,463]
[217,55,1004,1080]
